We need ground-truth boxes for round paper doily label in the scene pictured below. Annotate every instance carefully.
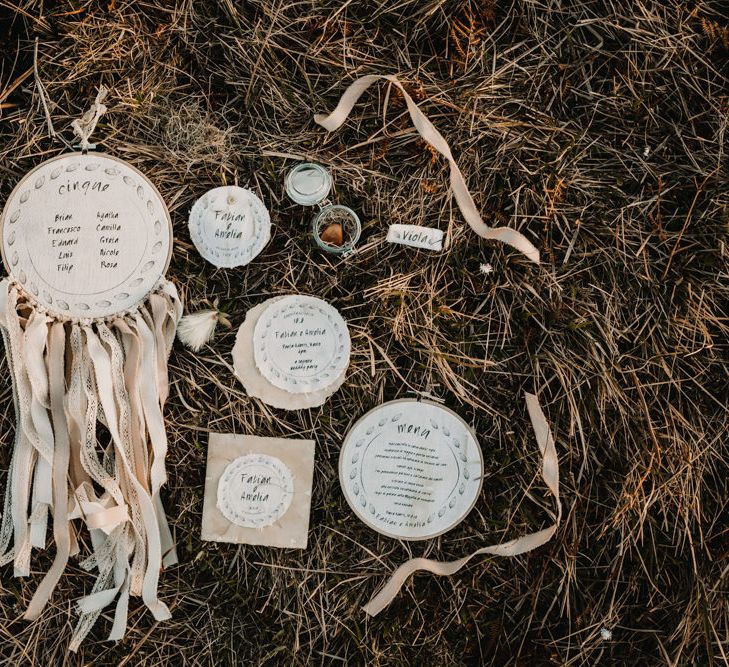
[0,153,171,320]
[216,454,294,528]
[188,186,270,268]
[339,400,483,540]
[253,295,351,394]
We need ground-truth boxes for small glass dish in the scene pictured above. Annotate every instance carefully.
[285,162,361,255]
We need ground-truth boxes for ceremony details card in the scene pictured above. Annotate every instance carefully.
[252,295,351,394]
[202,434,315,549]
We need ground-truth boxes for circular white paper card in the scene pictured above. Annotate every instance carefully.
[188,186,270,268]
[339,399,484,541]
[253,295,350,394]
[0,152,172,320]
[216,454,294,528]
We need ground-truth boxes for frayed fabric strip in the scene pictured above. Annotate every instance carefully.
[315,74,540,264]
[361,392,561,616]
[0,278,181,649]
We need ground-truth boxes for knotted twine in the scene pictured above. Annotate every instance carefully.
[315,76,560,614]
[71,85,108,152]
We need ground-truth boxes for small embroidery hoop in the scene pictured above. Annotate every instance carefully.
[188,185,271,268]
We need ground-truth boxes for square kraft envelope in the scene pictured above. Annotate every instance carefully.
[202,433,315,549]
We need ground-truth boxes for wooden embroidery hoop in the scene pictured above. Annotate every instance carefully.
[0,152,173,321]
[339,398,484,541]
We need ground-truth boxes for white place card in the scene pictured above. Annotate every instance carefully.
[217,454,294,529]
[188,185,270,268]
[386,224,443,251]
[202,434,315,549]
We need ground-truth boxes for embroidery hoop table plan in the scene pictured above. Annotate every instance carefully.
[340,399,484,540]
[0,153,172,320]
[253,295,351,394]
[188,185,270,268]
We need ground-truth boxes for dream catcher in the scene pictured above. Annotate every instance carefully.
[0,89,181,649]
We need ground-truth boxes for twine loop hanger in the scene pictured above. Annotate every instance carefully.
[71,85,108,152]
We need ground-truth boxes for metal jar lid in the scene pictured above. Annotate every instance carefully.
[285,163,332,206]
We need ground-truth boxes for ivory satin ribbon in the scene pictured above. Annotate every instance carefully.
[315,76,557,614]
[314,74,541,263]
[0,278,181,649]
[362,392,561,616]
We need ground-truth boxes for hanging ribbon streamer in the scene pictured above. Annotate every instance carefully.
[0,278,181,649]
[314,74,540,263]
[361,392,561,616]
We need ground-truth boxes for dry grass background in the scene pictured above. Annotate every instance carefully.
[0,0,728,665]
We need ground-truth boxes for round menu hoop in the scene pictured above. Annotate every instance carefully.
[339,399,484,541]
[0,152,173,320]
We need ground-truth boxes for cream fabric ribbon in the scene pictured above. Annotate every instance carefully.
[68,489,130,536]
[314,74,540,263]
[362,392,561,616]
[0,278,182,649]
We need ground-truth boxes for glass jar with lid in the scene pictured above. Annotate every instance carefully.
[285,163,361,255]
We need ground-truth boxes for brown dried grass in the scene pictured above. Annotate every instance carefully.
[0,0,727,664]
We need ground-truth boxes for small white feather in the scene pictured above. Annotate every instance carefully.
[177,309,219,352]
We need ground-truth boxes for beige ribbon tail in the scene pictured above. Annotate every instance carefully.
[314,74,540,263]
[24,321,71,621]
[362,392,560,616]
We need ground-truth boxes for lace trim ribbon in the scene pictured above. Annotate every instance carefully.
[0,278,181,649]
